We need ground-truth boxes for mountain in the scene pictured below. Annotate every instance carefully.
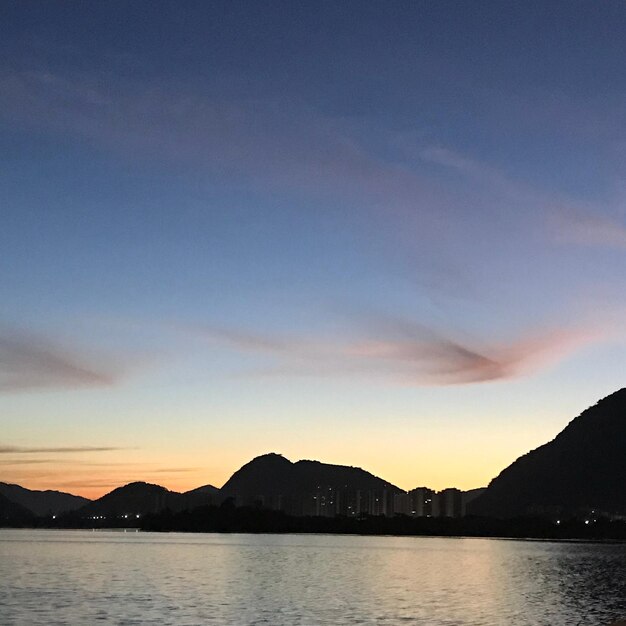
[468,388,626,518]
[78,482,182,518]
[0,482,90,516]
[183,484,220,497]
[181,484,221,509]
[221,452,400,500]
[77,481,223,519]
[71,454,401,520]
[0,491,34,524]
[461,488,486,514]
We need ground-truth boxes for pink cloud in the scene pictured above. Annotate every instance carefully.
[197,319,608,386]
[0,329,127,393]
[0,70,454,230]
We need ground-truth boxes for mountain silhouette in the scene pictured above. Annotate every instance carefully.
[180,484,221,509]
[78,481,182,518]
[469,388,626,517]
[183,484,221,497]
[221,452,400,500]
[77,481,222,519]
[0,491,34,524]
[8,383,623,526]
[0,482,90,516]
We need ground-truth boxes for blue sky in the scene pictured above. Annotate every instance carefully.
[1,1,625,496]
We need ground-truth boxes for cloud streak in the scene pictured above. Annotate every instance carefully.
[0,445,127,454]
[422,145,626,252]
[0,70,452,229]
[551,209,626,249]
[199,319,606,386]
[0,329,125,393]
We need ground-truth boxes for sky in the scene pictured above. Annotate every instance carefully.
[1,1,626,499]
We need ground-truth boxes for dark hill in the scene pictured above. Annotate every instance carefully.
[221,453,400,500]
[183,484,220,497]
[0,492,34,524]
[0,482,90,516]
[181,484,221,509]
[78,482,182,518]
[293,458,400,492]
[221,453,295,497]
[469,388,626,518]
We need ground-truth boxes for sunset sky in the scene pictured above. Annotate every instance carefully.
[2,1,626,499]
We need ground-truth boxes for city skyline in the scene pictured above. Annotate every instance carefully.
[2,1,626,499]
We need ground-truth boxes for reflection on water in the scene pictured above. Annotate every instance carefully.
[0,530,624,625]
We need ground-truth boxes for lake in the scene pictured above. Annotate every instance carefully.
[0,529,624,625]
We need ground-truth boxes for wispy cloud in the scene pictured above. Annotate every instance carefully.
[197,319,606,386]
[421,145,626,252]
[550,208,626,249]
[0,459,64,465]
[0,445,127,454]
[0,329,125,393]
[420,146,524,196]
[47,479,137,490]
[0,70,451,226]
[148,468,199,474]
[47,476,191,490]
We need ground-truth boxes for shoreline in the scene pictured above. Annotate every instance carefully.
[3,525,625,545]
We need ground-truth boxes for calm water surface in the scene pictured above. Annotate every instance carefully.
[0,529,624,625]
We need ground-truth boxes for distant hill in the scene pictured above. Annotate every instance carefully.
[181,484,221,510]
[69,455,403,521]
[469,388,626,518]
[0,491,34,524]
[76,481,223,519]
[221,453,400,501]
[0,482,90,516]
[183,484,220,497]
[78,482,182,518]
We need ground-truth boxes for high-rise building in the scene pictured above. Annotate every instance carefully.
[393,492,410,516]
[408,487,435,516]
[437,488,463,518]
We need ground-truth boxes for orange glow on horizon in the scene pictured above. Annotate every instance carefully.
[0,438,545,500]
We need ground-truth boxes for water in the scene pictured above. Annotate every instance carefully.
[0,530,624,625]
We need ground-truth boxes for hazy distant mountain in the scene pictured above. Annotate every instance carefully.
[0,482,90,516]
[0,491,33,523]
[77,481,223,519]
[469,388,626,518]
[78,482,182,518]
[221,453,400,500]
[181,484,221,509]
[183,484,220,496]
